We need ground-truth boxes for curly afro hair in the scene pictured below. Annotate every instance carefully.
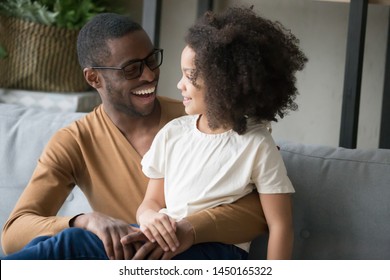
[185,6,308,134]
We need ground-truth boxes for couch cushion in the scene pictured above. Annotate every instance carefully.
[0,103,91,257]
[249,141,390,259]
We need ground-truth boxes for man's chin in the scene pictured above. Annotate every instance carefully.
[129,100,159,118]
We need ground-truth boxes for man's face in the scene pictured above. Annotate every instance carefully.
[98,30,160,117]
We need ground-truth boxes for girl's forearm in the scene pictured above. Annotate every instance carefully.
[266,226,294,260]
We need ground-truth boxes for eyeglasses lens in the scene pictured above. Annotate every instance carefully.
[123,50,162,80]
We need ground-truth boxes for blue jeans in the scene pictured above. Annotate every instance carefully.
[2,228,248,260]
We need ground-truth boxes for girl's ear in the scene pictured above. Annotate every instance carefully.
[83,68,102,89]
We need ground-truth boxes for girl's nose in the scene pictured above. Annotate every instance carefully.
[177,76,184,90]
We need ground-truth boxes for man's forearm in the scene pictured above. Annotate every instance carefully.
[185,191,268,244]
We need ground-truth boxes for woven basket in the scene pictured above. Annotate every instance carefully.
[0,16,89,92]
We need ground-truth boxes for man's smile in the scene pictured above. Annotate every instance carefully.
[132,86,156,96]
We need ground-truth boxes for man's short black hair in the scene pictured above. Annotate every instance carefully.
[77,13,142,68]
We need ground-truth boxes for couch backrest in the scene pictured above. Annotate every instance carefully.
[0,104,92,257]
[249,141,390,260]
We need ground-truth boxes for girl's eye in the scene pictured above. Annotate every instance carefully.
[187,71,196,82]
[187,75,197,85]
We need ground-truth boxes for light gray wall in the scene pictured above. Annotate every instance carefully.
[157,0,389,148]
[159,0,197,100]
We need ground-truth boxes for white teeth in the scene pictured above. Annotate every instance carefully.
[133,87,155,95]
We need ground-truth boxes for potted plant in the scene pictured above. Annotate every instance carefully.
[0,0,111,92]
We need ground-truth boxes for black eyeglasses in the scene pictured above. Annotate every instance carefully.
[91,49,163,80]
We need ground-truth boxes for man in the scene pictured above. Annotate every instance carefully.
[1,13,266,260]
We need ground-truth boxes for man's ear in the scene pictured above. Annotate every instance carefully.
[84,68,102,88]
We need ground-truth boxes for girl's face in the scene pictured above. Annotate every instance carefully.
[177,46,206,116]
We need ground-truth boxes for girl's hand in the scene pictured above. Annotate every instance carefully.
[138,209,179,252]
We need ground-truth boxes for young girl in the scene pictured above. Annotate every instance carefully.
[137,6,307,259]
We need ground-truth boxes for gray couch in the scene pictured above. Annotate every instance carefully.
[1,103,390,259]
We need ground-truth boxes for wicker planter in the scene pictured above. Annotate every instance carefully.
[0,16,89,92]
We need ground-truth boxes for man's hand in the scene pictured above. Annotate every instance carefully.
[71,212,139,260]
[121,219,195,260]
[121,231,164,259]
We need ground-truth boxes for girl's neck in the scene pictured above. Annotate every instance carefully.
[196,114,231,134]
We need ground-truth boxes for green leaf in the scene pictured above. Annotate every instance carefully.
[0,0,109,29]
[53,0,107,29]
[0,0,57,26]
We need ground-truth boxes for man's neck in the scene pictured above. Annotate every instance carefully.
[103,101,162,156]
